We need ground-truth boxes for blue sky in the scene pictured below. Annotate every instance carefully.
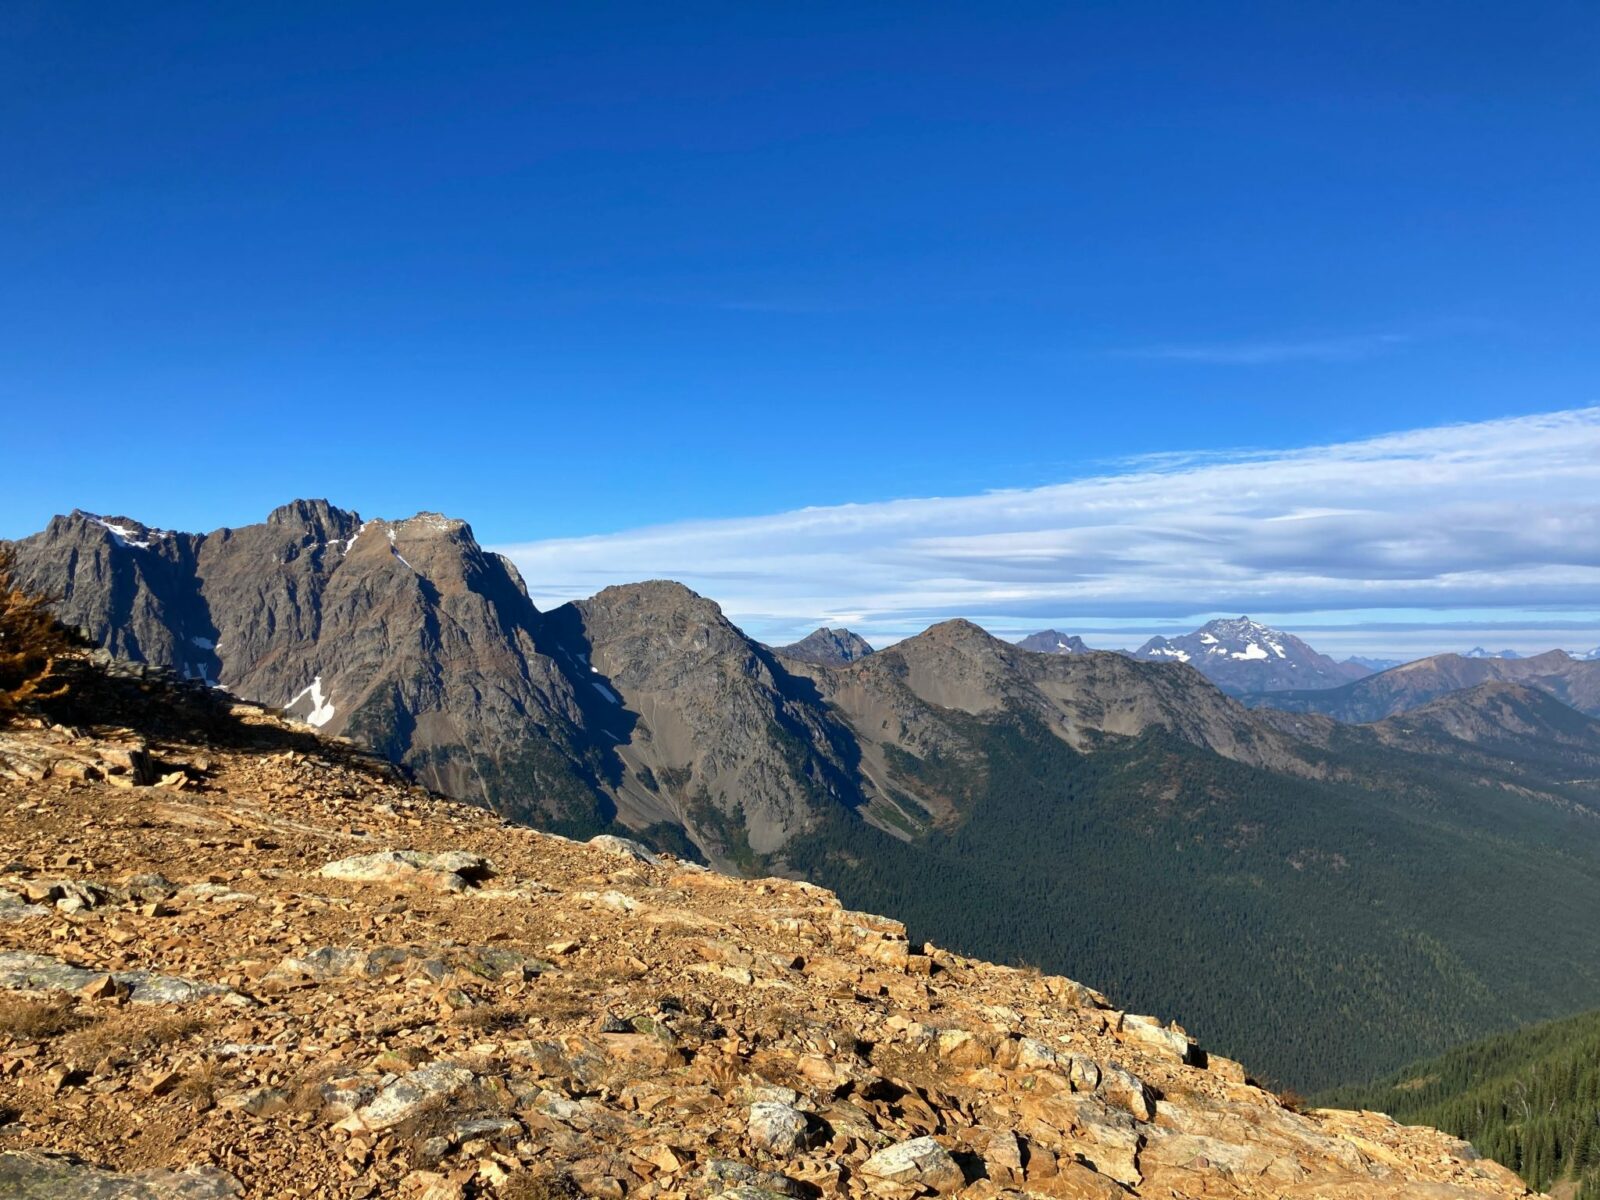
[3,3,1598,653]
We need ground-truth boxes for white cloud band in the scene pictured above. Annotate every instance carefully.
[496,408,1600,650]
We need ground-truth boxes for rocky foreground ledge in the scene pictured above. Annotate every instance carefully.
[0,689,1540,1199]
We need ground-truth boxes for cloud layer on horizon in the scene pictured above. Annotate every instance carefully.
[496,408,1600,650]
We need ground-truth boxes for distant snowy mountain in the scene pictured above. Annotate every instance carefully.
[1570,647,1600,662]
[1464,647,1524,660]
[1131,616,1371,695]
[1016,630,1094,655]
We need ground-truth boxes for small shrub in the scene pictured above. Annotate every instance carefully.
[59,1011,204,1065]
[452,1003,527,1033]
[501,1170,581,1200]
[1276,1087,1308,1112]
[0,994,84,1042]
[0,546,73,723]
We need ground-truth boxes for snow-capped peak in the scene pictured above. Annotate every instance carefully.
[1132,616,1363,693]
[82,513,164,551]
[1195,617,1288,660]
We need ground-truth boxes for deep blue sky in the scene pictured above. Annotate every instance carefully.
[3,1,1597,544]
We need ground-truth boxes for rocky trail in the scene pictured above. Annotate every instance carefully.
[0,669,1541,1199]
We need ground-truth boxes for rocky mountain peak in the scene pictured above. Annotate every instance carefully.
[913,618,1008,649]
[778,626,875,666]
[67,509,171,551]
[265,498,362,540]
[1133,617,1370,695]
[1016,629,1093,655]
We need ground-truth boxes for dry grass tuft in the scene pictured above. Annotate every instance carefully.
[0,545,74,724]
[0,994,85,1042]
[501,1169,582,1200]
[452,1002,528,1033]
[59,1011,205,1065]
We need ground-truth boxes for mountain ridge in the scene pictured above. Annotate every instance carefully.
[1248,651,1600,722]
[1016,630,1094,655]
[14,500,1600,1090]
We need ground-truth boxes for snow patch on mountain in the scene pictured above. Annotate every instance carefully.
[84,515,159,550]
[287,677,336,728]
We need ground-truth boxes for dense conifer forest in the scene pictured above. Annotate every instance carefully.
[783,714,1600,1091]
[1319,1008,1600,1197]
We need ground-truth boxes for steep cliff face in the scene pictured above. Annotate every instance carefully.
[9,502,604,826]
[549,582,864,857]
[13,510,211,675]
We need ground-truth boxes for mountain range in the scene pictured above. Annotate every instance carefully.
[1014,619,1391,694]
[1249,650,1600,722]
[14,500,1600,1090]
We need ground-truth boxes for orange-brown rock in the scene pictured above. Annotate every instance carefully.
[0,691,1544,1200]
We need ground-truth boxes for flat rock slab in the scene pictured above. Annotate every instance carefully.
[356,1060,478,1130]
[0,893,49,921]
[0,1151,241,1199]
[317,849,491,891]
[588,834,661,865]
[859,1136,964,1194]
[0,951,239,1005]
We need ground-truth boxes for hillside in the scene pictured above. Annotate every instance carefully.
[17,504,1600,1090]
[1249,653,1600,722]
[0,664,1541,1199]
[1318,1009,1600,1198]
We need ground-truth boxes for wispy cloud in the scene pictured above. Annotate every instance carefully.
[495,408,1600,650]
[1118,331,1412,365]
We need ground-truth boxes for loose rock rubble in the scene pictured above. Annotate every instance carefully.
[0,688,1544,1199]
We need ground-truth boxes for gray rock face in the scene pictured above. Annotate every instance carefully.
[747,1101,809,1153]
[777,627,874,666]
[9,502,605,827]
[547,581,865,859]
[0,1153,241,1199]
[587,834,661,865]
[859,1136,964,1193]
[0,951,239,1005]
[355,1060,477,1130]
[318,849,493,891]
[1016,630,1093,655]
